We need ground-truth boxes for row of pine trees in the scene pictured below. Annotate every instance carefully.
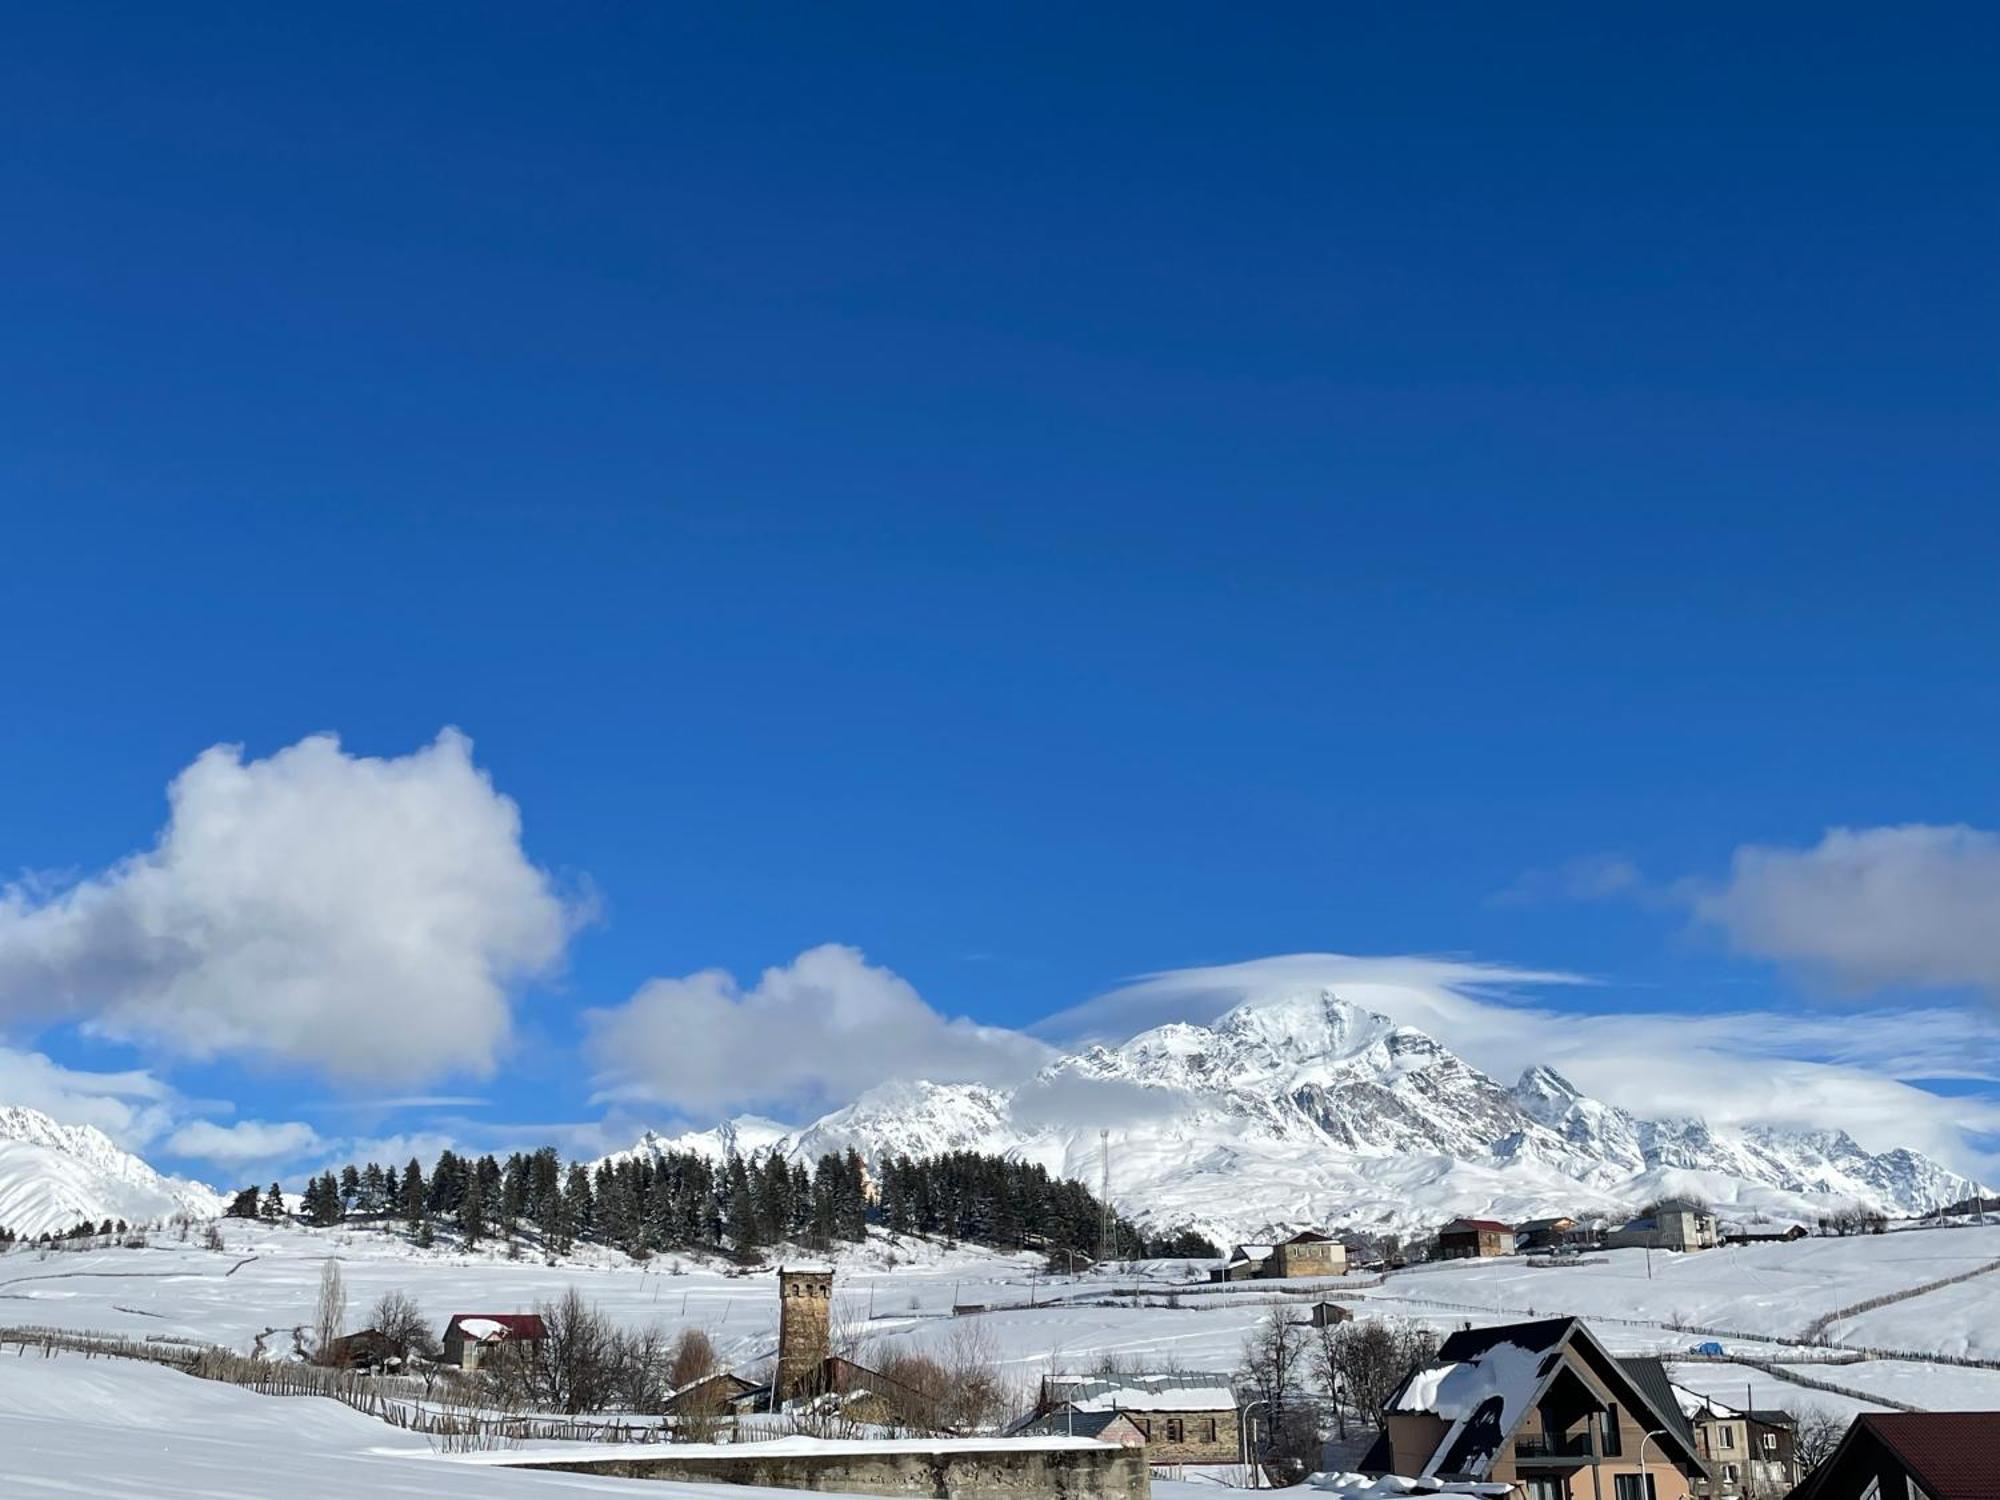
[225,1144,1217,1261]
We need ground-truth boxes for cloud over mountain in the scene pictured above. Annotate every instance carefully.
[585,943,1055,1116]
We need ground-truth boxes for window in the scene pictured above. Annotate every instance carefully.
[1205,1418,1218,1442]
[1615,1477,1658,1500]
[1166,1419,1184,1444]
[1524,1481,1564,1500]
[1761,1433,1778,1453]
[1723,1465,1739,1483]
[1720,1426,1736,1450]
[1600,1403,1622,1457]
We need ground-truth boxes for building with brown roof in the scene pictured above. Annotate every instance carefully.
[1437,1218,1516,1259]
[1788,1412,2000,1500]
[440,1312,547,1371]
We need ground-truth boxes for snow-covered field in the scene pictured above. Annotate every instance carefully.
[6,1218,2000,1495]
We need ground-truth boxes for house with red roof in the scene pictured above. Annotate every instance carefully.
[1789,1412,2000,1500]
[440,1312,547,1371]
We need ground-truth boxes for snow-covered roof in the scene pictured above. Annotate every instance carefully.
[1306,1472,1511,1497]
[1228,1244,1274,1263]
[1046,1372,1238,1413]
[445,1313,545,1343]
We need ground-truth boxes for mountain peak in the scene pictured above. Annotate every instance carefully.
[0,1105,222,1238]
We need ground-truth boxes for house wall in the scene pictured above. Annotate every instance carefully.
[1438,1229,1512,1259]
[1119,1409,1240,1465]
[497,1443,1151,1500]
[1692,1414,1750,1496]
[1267,1241,1346,1278]
[1383,1412,1451,1476]
[1482,1352,1702,1499]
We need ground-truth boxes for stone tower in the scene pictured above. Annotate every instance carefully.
[776,1266,834,1399]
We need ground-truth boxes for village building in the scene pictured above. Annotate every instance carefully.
[1789,1412,1998,1500]
[776,1264,835,1399]
[1671,1384,1798,1497]
[1210,1229,1348,1282]
[440,1312,546,1371]
[662,1370,766,1419]
[1011,1409,1150,1449]
[1513,1217,1577,1254]
[1721,1223,1809,1246]
[1309,1301,1355,1328]
[1365,1316,1708,1497]
[1211,1243,1274,1281]
[1605,1200,1720,1254]
[323,1327,406,1371]
[1437,1218,1516,1259]
[1035,1372,1243,1466]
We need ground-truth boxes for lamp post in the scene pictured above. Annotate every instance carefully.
[1638,1427,1672,1500]
[1240,1397,1269,1490]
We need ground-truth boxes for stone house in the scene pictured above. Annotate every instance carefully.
[1366,1316,1708,1497]
[1437,1218,1516,1259]
[1605,1201,1720,1254]
[324,1327,405,1371]
[1789,1412,1997,1499]
[1011,1409,1150,1449]
[1210,1230,1347,1282]
[440,1312,546,1371]
[1266,1230,1348,1278]
[1037,1373,1242,1466]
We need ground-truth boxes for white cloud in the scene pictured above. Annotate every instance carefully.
[0,1043,184,1148]
[1492,854,1647,907]
[1052,953,2000,1178]
[166,1118,321,1167]
[0,729,580,1083]
[585,943,1054,1117]
[1692,824,2000,996]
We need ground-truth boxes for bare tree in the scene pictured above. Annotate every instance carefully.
[368,1288,438,1363]
[668,1327,720,1391]
[610,1324,669,1413]
[311,1259,346,1365]
[1316,1318,1439,1437]
[1787,1404,1847,1477]
[528,1286,620,1414]
[1240,1309,1316,1481]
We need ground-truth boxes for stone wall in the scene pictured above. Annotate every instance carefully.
[496,1441,1150,1500]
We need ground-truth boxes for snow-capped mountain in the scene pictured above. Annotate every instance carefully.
[0,1107,224,1239]
[628,988,1986,1245]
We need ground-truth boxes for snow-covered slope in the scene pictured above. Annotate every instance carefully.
[627,988,1986,1244]
[0,1106,223,1238]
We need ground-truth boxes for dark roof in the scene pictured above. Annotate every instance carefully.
[1435,1316,1575,1362]
[1402,1320,1703,1481]
[1745,1409,1795,1428]
[1443,1218,1513,1234]
[1013,1410,1142,1441]
[1281,1229,1335,1244]
[1805,1413,2000,1499]
[1618,1358,1696,1450]
[444,1313,547,1340]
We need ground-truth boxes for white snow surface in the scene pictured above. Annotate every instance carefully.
[619,987,1985,1242]
[0,1105,224,1238]
[0,1352,844,1500]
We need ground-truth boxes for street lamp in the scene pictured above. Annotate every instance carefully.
[1638,1427,1673,1500]
[1239,1397,1269,1491]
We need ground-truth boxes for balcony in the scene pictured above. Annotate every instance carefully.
[1514,1430,1597,1464]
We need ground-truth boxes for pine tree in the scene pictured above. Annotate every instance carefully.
[458,1167,486,1246]
[725,1154,760,1255]
[401,1157,427,1232]
[338,1164,361,1212]
[227,1185,261,1219]
[262,1182,286,1222]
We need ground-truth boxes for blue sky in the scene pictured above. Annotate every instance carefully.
[1,6,1996,1186]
